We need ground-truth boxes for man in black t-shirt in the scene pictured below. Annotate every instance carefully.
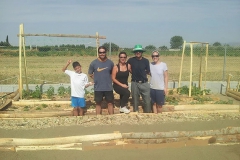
[127,44,151,113]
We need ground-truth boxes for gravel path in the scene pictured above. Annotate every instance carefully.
[1,112,240,130]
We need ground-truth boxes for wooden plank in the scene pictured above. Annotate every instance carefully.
[0,133,122,146]
[17,34,106,39]
[15,143,82,151]
[122,127,240,139]
[226,91,240,101]
[174,104,239,111]
[228,90,240,97]
[12,100,71,105]
[0,111,72,118]
[0,99,12,111]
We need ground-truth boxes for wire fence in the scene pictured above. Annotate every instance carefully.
[0,37,239,87]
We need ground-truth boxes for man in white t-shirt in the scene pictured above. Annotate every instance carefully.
[62,60,93,116]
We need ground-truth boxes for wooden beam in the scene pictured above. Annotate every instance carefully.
[189,41,209,44]
[0,127,239,147]
[226,91,240,101]
[0,99,12,111]
[17,34,106,39]
[121,127,240,139]
[227,90,240,97]
[0,133,122,146]
[174,104,239,111]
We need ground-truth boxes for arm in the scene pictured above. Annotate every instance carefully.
[85,82,94,88]
[88,62,94,79]
[145,59,150,75]
[112,65,128,88]
[128,63,132,74]
[62,60,72,72]
[89,74,94,79]
[164,70,168,95]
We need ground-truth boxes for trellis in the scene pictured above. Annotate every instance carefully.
[178,41,209,97]
[17,23,106,99]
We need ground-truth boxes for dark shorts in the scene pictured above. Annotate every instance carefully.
[150,89,165,106]
[94,91,114,103]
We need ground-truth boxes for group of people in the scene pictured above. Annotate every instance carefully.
[62,44,168,116]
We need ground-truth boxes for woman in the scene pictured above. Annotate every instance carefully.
[112,52,131,114]
[150,50,168,114]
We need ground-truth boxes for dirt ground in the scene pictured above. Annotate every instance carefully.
[1,119,240,160]
[0,91,240,160]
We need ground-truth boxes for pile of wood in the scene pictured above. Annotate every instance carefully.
[0,127,239,151]
[226,90,240,101]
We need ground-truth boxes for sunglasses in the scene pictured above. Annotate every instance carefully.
[98,52,106,54]
[152,55,159,58]
[120,57,127,59]
[134,51,143,53]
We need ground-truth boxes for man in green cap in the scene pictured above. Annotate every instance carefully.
[127,44,151,113]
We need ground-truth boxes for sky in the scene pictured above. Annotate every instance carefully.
[0,0,240,48]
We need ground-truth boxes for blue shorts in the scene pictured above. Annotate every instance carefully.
[150,89,165,106]
[71,97,86,108]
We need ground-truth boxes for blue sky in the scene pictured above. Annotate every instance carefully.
[0,0,239,48]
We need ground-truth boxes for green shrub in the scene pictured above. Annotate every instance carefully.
[46,86,55,99]
[41,104,48,108]
[31,85,42,98]
[58,86,66,97]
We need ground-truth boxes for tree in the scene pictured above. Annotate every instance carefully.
[170,36,183,49]
[5,35,11,46]
[102,42,119,52]
[159,46,168,51]
[145,45,156,51]
[0,35,11,46]
[213,42,221,46]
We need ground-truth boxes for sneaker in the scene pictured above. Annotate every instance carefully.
[119,106,130,114]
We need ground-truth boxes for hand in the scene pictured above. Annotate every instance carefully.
[164,88,168,96]
[67,60,72,64]
[121,84,128,88]
[88,82,94,86]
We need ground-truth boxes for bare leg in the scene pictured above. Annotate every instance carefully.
[79,107,84,116]
[107,102,114,115]
[157,105,163,113]
[96,102,102,115]
[152,103,157,114]
[73,107,79,116]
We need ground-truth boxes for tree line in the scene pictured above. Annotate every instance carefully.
[0,35,236,51]
[0,35,11,46]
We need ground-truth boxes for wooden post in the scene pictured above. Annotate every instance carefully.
[178,41,186,91]
[19,24,23,99]
[198,44,203,89]
[22,24,29,91]
[189,43,193,97]
[96,32,99,57]
[226,74,231,93]
[204,44,209,92]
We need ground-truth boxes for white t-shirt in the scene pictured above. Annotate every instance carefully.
[65,70,88,98]
[150,62,168,90]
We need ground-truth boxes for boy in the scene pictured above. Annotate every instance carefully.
[62,60,93,116]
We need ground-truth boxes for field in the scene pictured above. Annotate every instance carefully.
[0,55,240,84]
[1,55,240,159]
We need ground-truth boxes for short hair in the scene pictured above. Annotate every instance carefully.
[152,50,160,55]
[72,61,81,68]
[98,46,107,52]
